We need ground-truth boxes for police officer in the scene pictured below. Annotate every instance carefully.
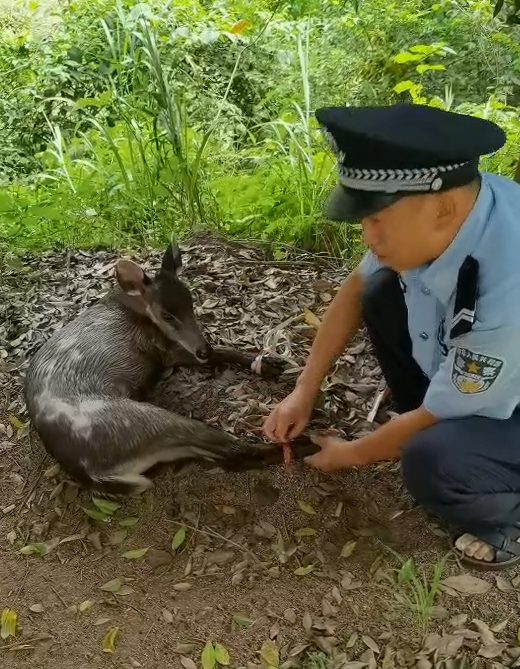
[263,102,520,572]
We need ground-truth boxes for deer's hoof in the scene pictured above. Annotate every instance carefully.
[251,354,289,379]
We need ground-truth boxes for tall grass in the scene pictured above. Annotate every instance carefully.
[0,0,519,255]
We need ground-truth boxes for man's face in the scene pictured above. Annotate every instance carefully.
[361,192,444,272]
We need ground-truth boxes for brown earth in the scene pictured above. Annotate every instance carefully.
[1,233,519,669]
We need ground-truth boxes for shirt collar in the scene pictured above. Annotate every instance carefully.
[413,174,494,306]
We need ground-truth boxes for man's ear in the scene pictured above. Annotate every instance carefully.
[435,191,456,222]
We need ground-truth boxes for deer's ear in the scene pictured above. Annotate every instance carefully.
[161,240,182,276]
[115,259,148,295]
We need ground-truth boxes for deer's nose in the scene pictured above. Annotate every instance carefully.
[195,344,210,362]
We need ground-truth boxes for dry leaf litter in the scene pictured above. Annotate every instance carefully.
[0,232,519,669]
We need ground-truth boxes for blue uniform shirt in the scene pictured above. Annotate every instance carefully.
[358,171,520,421]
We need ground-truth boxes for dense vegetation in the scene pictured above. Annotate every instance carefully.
[0,0,519,259]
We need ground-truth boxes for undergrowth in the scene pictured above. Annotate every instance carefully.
[0,0,519,259]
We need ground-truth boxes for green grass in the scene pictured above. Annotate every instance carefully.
[0,0,519,258]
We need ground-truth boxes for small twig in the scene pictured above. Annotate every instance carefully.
[50,585,68,609]
[16,459,46,513]
[0,635,53,651]
[10,560,29,608]
[143,622,155,644]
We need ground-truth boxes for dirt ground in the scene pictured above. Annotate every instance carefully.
[1,234,520,669]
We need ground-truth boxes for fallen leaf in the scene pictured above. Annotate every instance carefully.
[81,506,111,523]
[94,617,111,626]
[362,635,380,654]
[302,308,321,329]
[92,497,121,515]
[162,608,174,623]
[0,608,18,640]
[233,614,253,628]
[108,530,127,546]
[297,500,316,515]
[214,642,230,665]
[202,641,216,669]
[9,415,24,429]
[119,516,139,527]
[283,609,296,624]
[121,547,149,560]
[100,578,123,593]
[79,600,93,613]
[331,586,342,605]
[289,643,309,657]
[20,543,45,556]
[172,526,187,551]
[340,540,357,558]
[181,657,198,669]
[302,611,312,633]
[102,626,119,653]
[441,574,492,595]
[43,463,61,478]
[495,575,514,592]
[260,640,279,668]
[294,565,314,576]
[294,528,317,540]
[477,643,506,659]
[117,585,135,596]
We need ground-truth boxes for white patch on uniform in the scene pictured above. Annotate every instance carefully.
[451,347,505,395]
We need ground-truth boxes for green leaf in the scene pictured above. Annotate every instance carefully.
[20,543,46,556]
[233,614,253,628]
[408,44,436,54]
[398,558,416,585]
[102,626,119,653]
[416,64,446,74]
[294,527,317,540]
[340,540,357,558]
[392,51,424,63]
[297,500,316,515]
[100,578,123,593]
[92,497,121,515]
[214,642,230,665]
[259,640,279,668]
[121,548,149,560]
[1,608,17,640]
[81,506,111,522]
[393,80,415,94]
[294,565,314,576]
[9,415,24,429]
[201,641,216,669]
[119,516,139,527]
[171,526,187,551]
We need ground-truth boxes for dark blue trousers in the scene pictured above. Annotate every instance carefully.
[361,267,520,538]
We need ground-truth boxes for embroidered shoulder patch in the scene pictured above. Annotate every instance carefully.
[451,347,505,394]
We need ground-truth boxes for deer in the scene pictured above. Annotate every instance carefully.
[24,241,318,495]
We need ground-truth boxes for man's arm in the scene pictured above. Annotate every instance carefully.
[307,324,520,471]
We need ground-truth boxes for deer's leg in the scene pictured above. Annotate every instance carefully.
[208,345,290,379]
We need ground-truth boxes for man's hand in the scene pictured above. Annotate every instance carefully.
[263,386,316,442]
[304,433,365,471]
